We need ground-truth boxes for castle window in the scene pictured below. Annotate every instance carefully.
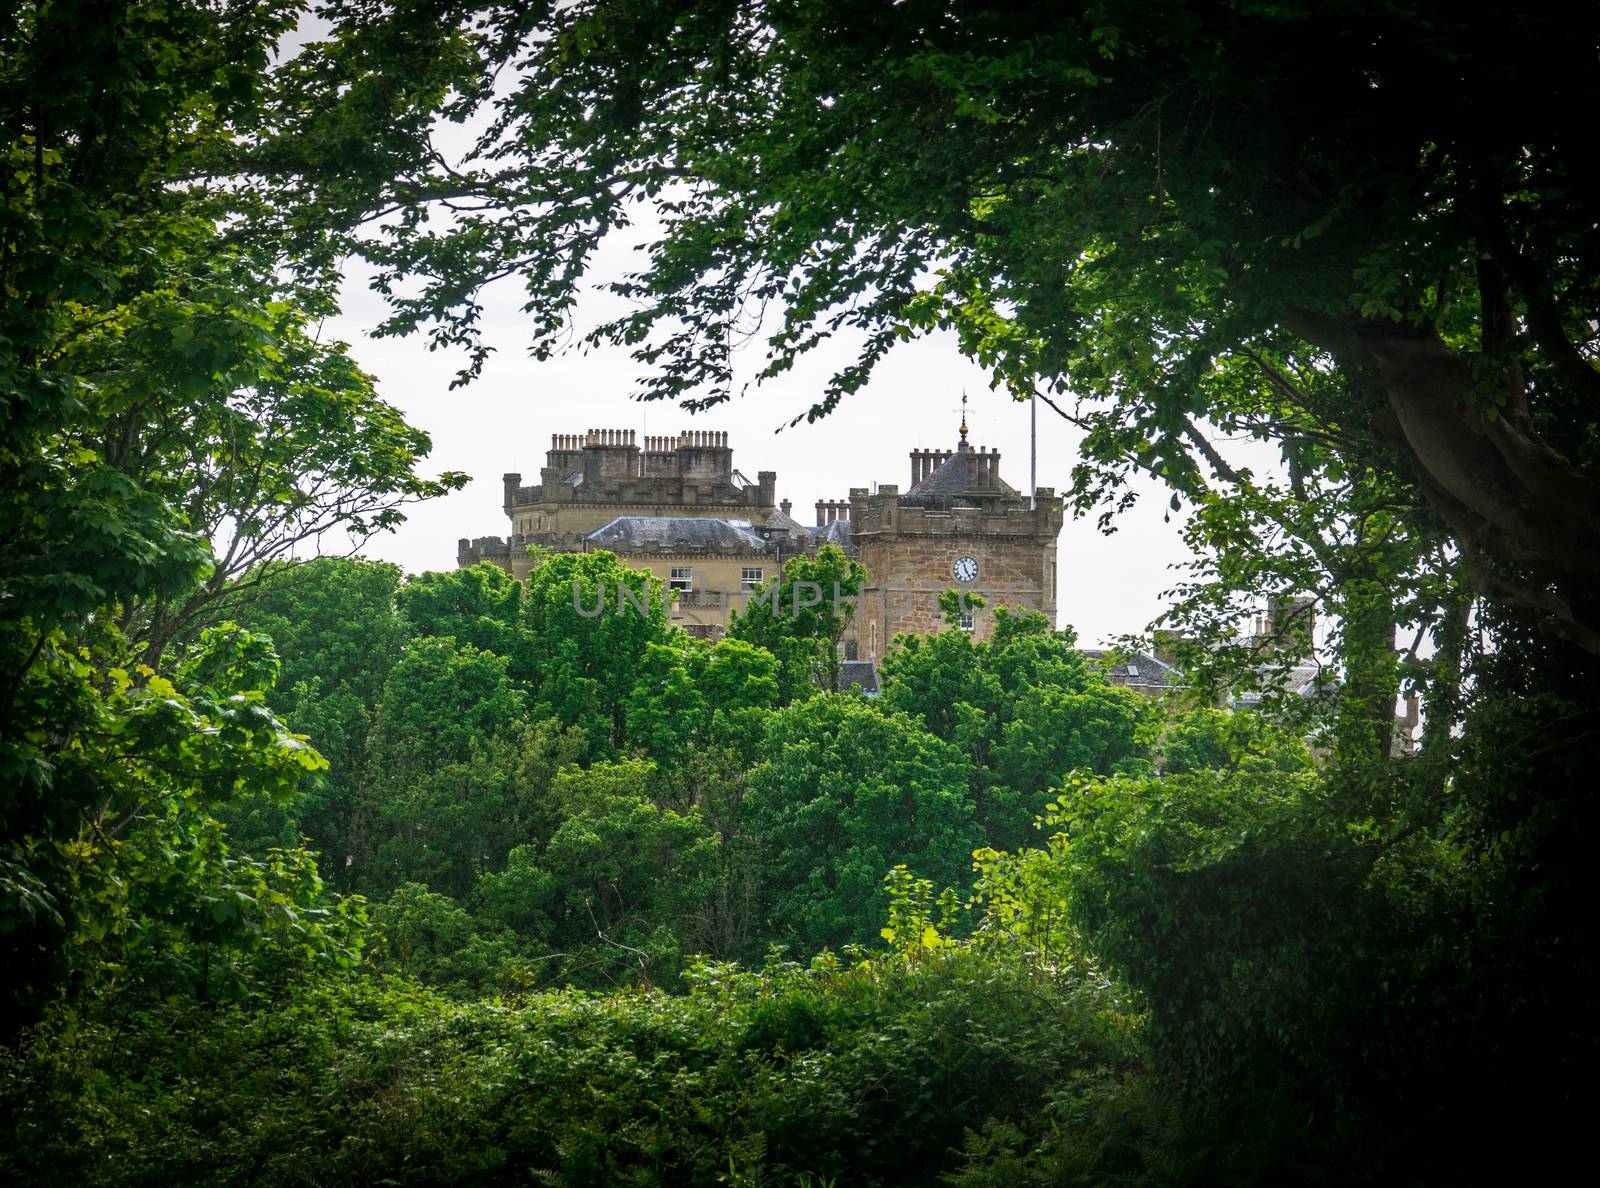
[741,566,764,591]
[669,566,693,591]
[959,611,975,633]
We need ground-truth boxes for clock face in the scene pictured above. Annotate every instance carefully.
[953,555,979,583]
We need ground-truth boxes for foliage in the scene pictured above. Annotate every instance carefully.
[84,807,367,1006]
[1045,757,1592,1182]
[624,634,781,793]
[482,759,723,990]
[0,0,455,1025]
[881,606,1146,848]
[1158,707,1316,777]
[521,550,670,755]
[0,620,332,1020]
[365,635,526,787]
[744,696,977,955]
[729,544,866,698]
[220,557,408,865]
[397,563,533,683]
[1,948,1138,1188]
[368,882,515,999]
[354,718,581,901]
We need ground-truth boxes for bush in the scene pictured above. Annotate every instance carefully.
[2,949,1138,1187]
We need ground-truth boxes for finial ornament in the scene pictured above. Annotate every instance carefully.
[959,390,969,442]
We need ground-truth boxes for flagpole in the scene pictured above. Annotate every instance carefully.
[1030,388,1038,509]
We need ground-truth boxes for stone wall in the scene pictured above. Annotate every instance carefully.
[849,485,1064,661]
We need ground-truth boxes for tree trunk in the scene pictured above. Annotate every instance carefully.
[1332,574,1400,770]
[1282,309,1600,656]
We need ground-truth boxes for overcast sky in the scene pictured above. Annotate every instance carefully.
[317,195,1208,648]
[320,261,1200,648]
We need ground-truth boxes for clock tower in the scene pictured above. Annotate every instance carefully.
[846,421,1065,662]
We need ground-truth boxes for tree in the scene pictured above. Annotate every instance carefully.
[94,286,465,654]
[294,1,1600,661]
[397,563,533,684]
[356,718,581,901]
[367,636,526,784]
[987,683,1151,832]
[356,636,533,892]
[1,0,458,1017]
[222,557,407,865]
[880,606,1141,848]
[743,696,976,955]
[369,882,516,999]
[473,760,722,989]
[729,544,865,697]
[1158,707,1315,777]
[0,622,330,1021]
[521,550,670,755]
[622,634,781,953]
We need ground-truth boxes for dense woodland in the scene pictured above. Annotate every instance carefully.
[4,1,1597,1184]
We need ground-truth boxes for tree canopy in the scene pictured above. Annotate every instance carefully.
[5,4,1598,1184]
[245,1,1600,662]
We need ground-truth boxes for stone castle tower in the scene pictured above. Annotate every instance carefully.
[847,422,1064,661]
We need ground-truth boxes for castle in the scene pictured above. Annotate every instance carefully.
[454,420,1416,749]
[457,421,1065,661]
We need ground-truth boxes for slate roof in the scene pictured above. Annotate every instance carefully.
[761,508,807,536]
[1230,661,1330,706]
[833,660,881,695]
[1080,649,1184,690]
[809,519,852,545]
[904,444,1021,506]
[586,516,767,552]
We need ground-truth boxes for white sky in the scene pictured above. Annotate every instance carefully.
[323,246,1194,648]
[283,16,1204,649]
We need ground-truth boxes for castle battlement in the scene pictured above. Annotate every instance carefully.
[501,427,775,517]
[457,535,511,567]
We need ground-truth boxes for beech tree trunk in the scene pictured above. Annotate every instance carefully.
[1282,309,1600,656]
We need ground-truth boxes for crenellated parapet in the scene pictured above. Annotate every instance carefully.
[853,489,1065,542]
[457,536,512,568]
[502,427,769,514]
[852,439,1064,542]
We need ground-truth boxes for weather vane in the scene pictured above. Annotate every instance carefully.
[958,390,969,442]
